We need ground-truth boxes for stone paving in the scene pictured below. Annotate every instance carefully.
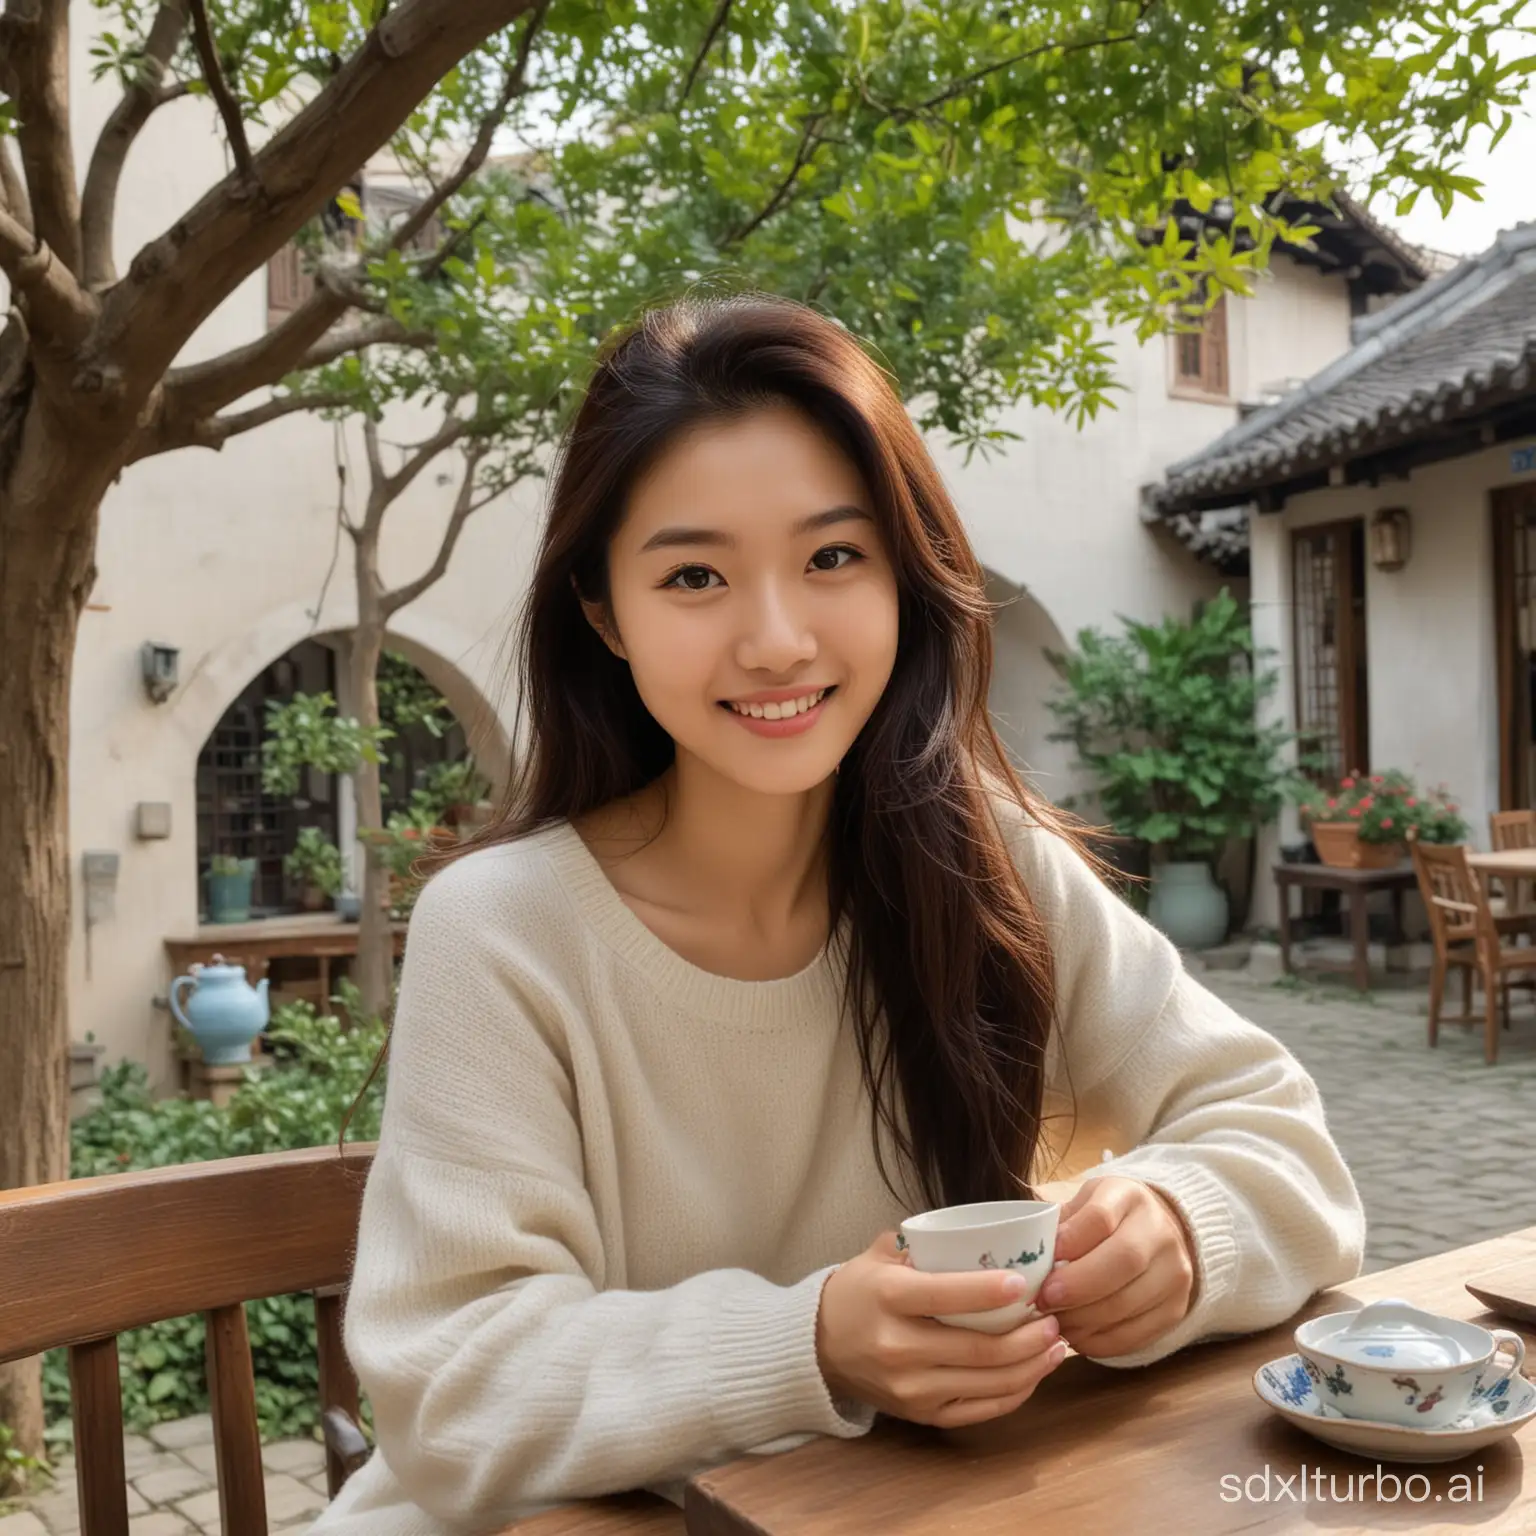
[0,1413,329,1535]
[1196,963,1536,1273]
[5,968,1535,1533]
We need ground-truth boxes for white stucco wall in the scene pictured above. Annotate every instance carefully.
[58,21,1363,1076]
[1246,439,1531,927]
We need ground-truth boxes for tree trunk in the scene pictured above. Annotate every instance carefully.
[350,529,392,1018]
[0,399,113,1460]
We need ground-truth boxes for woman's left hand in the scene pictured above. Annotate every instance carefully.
[1033,1176,1197,1359]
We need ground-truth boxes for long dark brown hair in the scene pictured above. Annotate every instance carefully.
[346,292,1091,1210]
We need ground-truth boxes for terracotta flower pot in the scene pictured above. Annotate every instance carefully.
[1311,821,1405,870]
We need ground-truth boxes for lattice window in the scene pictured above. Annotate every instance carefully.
[1292,522,1368,781]
[265,181,366,328]
[1170,294,1229,398]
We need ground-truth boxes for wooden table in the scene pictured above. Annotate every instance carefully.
[1274,862,1418,992]
[1470,850,1536,878]
[163,912,407,998]
[504,1226,1536,1534]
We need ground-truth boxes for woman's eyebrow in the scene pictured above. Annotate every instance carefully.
[637,504,872,554]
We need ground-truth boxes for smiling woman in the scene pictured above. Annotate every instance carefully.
[311,294,1365,1536]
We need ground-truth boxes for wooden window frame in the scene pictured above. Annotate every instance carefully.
[1291,518,1370,782]
[1494,484,1536,811]
[1168,293,1231,402]
[265,179,367,329]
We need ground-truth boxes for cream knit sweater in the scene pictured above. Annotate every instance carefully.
[307,803,1363,1536]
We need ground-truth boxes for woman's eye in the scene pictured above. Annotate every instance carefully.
[661,545,863,592]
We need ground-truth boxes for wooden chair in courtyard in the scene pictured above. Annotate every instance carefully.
[1489,809,1536,915]
[0,1144,680,1536]
[1410,839,1536,1065]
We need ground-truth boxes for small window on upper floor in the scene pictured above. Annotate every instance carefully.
[1168,293,1229,401]
[265,179,366,329]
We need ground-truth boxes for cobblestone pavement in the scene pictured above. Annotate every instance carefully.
[0,1413,328,1535]
[1197,965,1536,1274]
[6,971,1534,1534]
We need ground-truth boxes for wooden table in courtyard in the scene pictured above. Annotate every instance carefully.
[163,912,407,999]
[1470,849,1536,883]
[506,1225,1536,1535]
[1273,861,1418,992]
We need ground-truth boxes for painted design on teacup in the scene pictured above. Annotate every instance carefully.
[977,1243,1045,1270]
[1362,1345,1395,1358]
[1317,1363,1354,1398]
[1301,1357,1323,1384]
[1263,1361,1314,1409]
[1414,1386,1446,1415]
[895,1233,908,1252]
[1392,1375,1422,1403]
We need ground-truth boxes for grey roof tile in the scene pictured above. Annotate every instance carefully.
[1153,222,1536,513]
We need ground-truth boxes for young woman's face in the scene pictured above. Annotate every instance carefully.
[591,402,900,798]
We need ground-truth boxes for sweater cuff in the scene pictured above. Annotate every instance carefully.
[705,1265,876,1446]
[1077,1157,1240,1369]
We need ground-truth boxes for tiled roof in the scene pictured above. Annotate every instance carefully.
[1150,222,1536,515]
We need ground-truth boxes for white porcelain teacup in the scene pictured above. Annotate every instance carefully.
[1294,1299,1527,1430]
[897,1199,1059,1334]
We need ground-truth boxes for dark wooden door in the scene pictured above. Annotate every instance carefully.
[1494,483,1536,810]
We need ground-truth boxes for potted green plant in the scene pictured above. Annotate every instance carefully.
[417,758,494,833]
[282,827,345,911]
[205,855,257,923]
[1047,590,1291,950]
[1290,771,1468,867]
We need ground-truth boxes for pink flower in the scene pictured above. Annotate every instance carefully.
[1327,797,1338,809]
[1342,776,1356,789]
[1371,775,1383,786]
[1407,797,1417,807]
[1349,808,1362,818]
[1448,804,1458,813]
[1382,817,1394,830]
[1360,795,1374,810]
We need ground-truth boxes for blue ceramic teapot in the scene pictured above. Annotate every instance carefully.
[169,956,270,1065]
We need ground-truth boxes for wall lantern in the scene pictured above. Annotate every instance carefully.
[140,641,180,703]
[1369,507,1412,572]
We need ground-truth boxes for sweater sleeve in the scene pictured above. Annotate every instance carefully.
[1004,812,1365,1369]
[341,855,871,1531]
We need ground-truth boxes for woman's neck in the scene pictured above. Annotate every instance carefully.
[598,759,835,939]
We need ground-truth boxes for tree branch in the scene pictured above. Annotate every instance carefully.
[380,440,490,616]
[0,204,98,347]
[2,0,83,276]
[362,414,387,490]
[148,388,354,453]
[723,111,826,246]
[81,2,192,290]
[365,410,468,539]
[187,0,254,183]
[389,0,550,253]
[98,0,543,391]
[0,138,31,232]
[678,0,733,107]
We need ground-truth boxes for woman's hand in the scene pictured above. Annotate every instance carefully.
[816,1232,1068,1428]
[1034,1176,1197,1359]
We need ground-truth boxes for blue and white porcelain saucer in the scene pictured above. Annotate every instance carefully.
[1254,1353,1536,1463]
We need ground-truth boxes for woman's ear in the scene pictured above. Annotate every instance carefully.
[571,575,627,661]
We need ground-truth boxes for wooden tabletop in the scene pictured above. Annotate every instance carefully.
[1272,862,1416,887]
[1470,849,1536,877]
[505,1226,1536,1534]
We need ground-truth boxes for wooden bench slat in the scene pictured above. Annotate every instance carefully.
[315,1289,364,1497]
[0,1144,374,1362]
[206,1303,268,1536]
[69,1336,129,1536]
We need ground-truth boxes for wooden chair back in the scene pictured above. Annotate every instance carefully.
[1490,810,1536,851]
[0,1143,375,1536]
[1410,840,1494,953]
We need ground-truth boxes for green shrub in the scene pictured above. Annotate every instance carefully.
[45,994,387,1446]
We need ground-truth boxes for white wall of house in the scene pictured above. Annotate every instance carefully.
[58,23,1363,1078]
[1246,439,1529,927]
